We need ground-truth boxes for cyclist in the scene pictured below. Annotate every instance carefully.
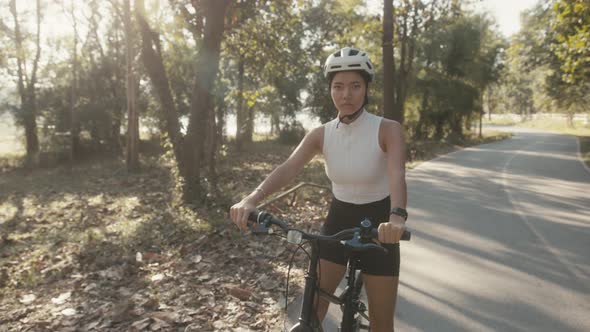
[230,47,407,332]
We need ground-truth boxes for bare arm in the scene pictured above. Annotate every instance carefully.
[378,119,408,243]
[230,126,324,229]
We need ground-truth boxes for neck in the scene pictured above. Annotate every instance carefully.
[338,107,364,124]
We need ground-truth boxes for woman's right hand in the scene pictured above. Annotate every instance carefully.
[229,198,257,230]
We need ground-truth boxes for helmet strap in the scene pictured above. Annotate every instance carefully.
[337,106,364,128]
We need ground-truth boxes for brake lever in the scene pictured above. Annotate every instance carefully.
[249,218,272,235]
[362,242,388,254]
[251,223,270,235]
[342,232,388,254]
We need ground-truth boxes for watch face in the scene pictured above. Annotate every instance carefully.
[361,219,372,228]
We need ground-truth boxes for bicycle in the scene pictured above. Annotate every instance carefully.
[247,210,411,332]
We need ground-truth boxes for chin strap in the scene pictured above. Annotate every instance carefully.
[336,106,364,129]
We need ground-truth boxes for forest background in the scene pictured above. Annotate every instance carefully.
[0,0,589,331]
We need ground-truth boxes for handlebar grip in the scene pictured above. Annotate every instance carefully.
[370,228,411,241]
[248,210,260,223]
[246,210,290,232]
[401,230,411,241]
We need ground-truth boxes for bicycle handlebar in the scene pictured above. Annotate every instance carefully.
[247,211,410,252]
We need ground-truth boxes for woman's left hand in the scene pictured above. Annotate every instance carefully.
[378,215,406,244]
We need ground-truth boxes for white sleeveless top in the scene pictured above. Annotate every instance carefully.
[323,110,389,204]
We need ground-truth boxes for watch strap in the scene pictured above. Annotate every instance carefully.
[390,207,408,221]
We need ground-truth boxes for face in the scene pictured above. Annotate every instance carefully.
[330,71,367,116]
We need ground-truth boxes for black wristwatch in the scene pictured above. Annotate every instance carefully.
[390,207,408,221]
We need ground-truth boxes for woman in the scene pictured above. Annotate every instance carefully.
[229,47,407,332]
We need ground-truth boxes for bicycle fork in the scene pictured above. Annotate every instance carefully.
[290,242,322,332]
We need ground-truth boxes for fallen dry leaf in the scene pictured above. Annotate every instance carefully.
[131,317,151,331]
[149,311,179,323]
[51,291,72,305]
[61,308,77,316]
[225,285,253,301]
[19,294,36,304]
[151,273,164,282]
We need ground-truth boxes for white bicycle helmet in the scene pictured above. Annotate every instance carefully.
[323,47,375,81]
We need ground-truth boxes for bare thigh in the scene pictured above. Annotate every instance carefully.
[363,274,399,332]
[315,259,347,322]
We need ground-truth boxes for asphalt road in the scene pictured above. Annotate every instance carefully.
[288,127,590,331]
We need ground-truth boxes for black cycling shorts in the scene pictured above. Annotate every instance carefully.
[318,196,400,277]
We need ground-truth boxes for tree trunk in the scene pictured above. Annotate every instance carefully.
[416,87,430,139]
[394,3,419,126]
[215,93,226,145]
[434,118,444,140]
[137,0,228,203]
[394,10,408,124]
[23,100,39,162]
[136,0,183,166]
[69,0,80,165]
[566,113,574,128]
[10,0,41,166]
[125,0,140,172]
[207,103,219,196]
[382,0,396,121]
[271,112,280,136]
[236,56,246,150]
[184,0,229,202]
[106,6,124,154]
[245,105,254,143]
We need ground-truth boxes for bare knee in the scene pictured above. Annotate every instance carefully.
[370,319,394,332]
[364,274,399,332]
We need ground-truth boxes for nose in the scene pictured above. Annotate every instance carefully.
[342,87,353,99]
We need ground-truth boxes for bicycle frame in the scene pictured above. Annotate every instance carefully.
[290,240,369,332]
[248,211,409,332]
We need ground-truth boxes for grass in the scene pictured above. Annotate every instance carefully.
[521,119,590,136]
[482,117,520,125]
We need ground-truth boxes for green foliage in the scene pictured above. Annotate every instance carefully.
[301,0,382,122]
[6,0,584,168]
[503,0,589,119]
[412,7,504,139]
[552,0,590,85]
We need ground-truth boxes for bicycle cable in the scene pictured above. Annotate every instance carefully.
[283,240,312,331]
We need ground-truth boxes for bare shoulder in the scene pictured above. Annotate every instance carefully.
[307,125,325,153]
[379,118,404,152]
[379,118,402,132]
[308,125,325,137]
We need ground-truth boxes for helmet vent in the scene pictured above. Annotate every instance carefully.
[323,47,375,81]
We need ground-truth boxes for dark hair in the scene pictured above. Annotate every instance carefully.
[327,70,371,107]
